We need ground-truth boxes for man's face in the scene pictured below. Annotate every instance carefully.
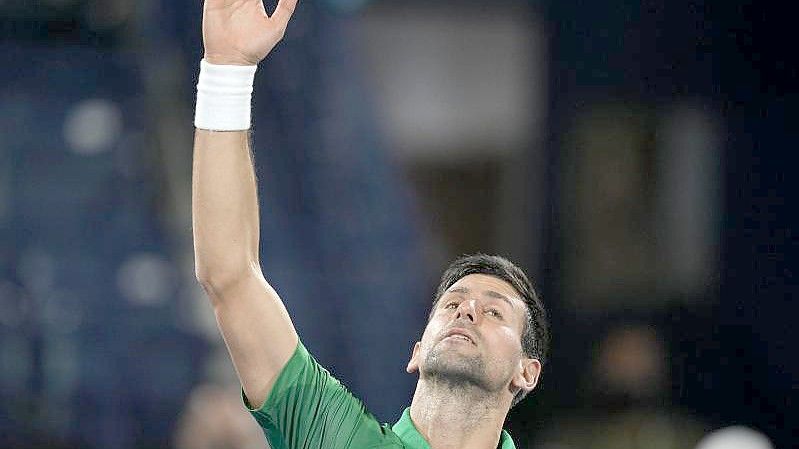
[406,274,541,398]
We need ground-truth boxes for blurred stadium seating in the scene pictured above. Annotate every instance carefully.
[0,2,425,448]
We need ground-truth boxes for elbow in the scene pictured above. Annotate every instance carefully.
[194,260,258,304]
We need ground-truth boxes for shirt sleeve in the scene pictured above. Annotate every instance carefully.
[243,340,395,449]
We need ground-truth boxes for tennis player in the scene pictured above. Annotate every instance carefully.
[192,0,550,447]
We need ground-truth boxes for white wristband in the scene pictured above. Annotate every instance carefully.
[195,59,258,131]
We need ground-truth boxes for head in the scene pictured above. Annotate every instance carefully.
[593,324,666,404]
[406,254,549,408]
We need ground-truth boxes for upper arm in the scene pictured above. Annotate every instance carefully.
[208,267,299,409]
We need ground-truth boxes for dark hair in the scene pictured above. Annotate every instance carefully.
[431,253,549,407]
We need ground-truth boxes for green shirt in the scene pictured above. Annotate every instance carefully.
[244,341,517,449]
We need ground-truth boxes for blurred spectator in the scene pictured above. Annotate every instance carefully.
[539,324,705,449]
[694,426,774,449]
[174,383,267,449]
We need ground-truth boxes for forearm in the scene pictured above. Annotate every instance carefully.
[192,129,261,297]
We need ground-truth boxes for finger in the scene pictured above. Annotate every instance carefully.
[271,0,298,26]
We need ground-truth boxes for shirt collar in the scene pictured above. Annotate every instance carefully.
[392,407,517,449]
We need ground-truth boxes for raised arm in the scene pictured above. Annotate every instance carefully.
[192,0,298,409]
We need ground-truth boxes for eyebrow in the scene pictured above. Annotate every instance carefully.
[446,287,516,310]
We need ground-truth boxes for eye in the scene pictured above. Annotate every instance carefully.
[443,301,459,310]
[485,308,503,319]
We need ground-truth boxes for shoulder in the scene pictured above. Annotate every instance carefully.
[246,340,406,449]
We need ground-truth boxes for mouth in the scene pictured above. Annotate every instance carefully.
[441,328,477,346]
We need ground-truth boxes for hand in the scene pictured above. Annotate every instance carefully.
[202,0,298,66]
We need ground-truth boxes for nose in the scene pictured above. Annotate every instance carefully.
[455,299,479,324]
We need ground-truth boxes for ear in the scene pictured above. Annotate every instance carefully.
[406,341,421,374]
[511,357,541,394]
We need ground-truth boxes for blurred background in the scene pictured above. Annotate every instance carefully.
[0,0,795,448]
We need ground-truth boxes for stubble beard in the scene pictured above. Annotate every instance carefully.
[422,343,500,395]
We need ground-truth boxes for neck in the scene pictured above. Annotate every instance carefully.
[408,377,511,449]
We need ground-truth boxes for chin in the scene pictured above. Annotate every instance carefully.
[423,350,493,390]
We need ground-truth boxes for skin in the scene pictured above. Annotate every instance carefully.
[193,1,541,447]
[194,0,299,411]
[407,274,541,449]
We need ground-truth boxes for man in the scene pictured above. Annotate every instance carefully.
[191,0,550,448]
